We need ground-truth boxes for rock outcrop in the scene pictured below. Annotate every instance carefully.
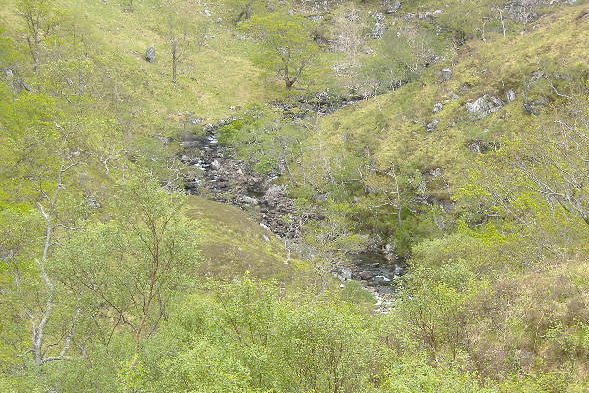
[466,94,504,119]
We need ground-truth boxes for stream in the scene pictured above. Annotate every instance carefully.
[180,125,404,312]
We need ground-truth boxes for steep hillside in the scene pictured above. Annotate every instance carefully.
[2,0,589,392]
[288,4,589,255]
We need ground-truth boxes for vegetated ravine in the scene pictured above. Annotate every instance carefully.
[180,121,404,310]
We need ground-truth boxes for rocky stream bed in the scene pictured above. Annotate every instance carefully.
[180,125,404,311]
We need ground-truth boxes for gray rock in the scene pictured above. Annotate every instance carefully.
[432,102,443,113]
[86,196,101,209]
[211,159,221,170]
[384,0,401,13]
[17,79,32,92]
[336,267,353,282]
[466,94,504,119]
[440,68,452,81]
[523,97,549,115]
[242,196,258,205]
[426,118,439,132]
[505,89,516,102]
[371,275,392,285]
[371,13,386,38]
[145,46,156,62]
[263,184,285,207]
[467,140,483,153]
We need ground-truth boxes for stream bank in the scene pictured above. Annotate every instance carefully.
[180,123,404,311]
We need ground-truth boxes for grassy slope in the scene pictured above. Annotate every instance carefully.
[0,0,298,279]
[186,196,310,282]
[2,0,278,120]
[318,4,589,196]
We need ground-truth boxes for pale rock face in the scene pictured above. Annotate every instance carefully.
[505,89,517,102]
[466,94,504,119]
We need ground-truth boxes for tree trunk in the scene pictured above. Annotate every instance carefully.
[172,44,177,83]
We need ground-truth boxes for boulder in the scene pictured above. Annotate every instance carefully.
[505,89,516,102]
[466,94,504,119]
[426,118,439,132]
[242,196,258,205]
[336,267,353,282]
[211,159,221,170]
[432,102,443,113]
[440,68,452,81]
[145,46,156,62]
[384,0,401,13]
[371,275,392,286]
[263,184,285,207]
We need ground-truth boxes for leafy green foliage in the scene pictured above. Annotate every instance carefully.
[2,0,589,392]
[241,13,321,89]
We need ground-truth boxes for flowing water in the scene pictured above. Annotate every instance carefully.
[180,127,403,311]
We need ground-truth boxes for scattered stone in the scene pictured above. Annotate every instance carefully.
[86,196,100,209]
[210,159,221,170]
[426,118,439,132]
[263,184,285,207]
[371,275,392,285]
[336,267,353,282]
[432,102,443,113]
[383,0,401,13]
[447,91,460,100]
[505,89,517,102]
[467,140,483,153]
[466,94,504,119]
[440,68,452,81]
[145,46,156,62]
[242,196,258,205]
[523,97,549,115]
[371,13,386,38]
[203,9,212,17]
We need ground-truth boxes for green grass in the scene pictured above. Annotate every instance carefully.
[185,196,311,282]
[3,0,279,122]
[315,4,589,196]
